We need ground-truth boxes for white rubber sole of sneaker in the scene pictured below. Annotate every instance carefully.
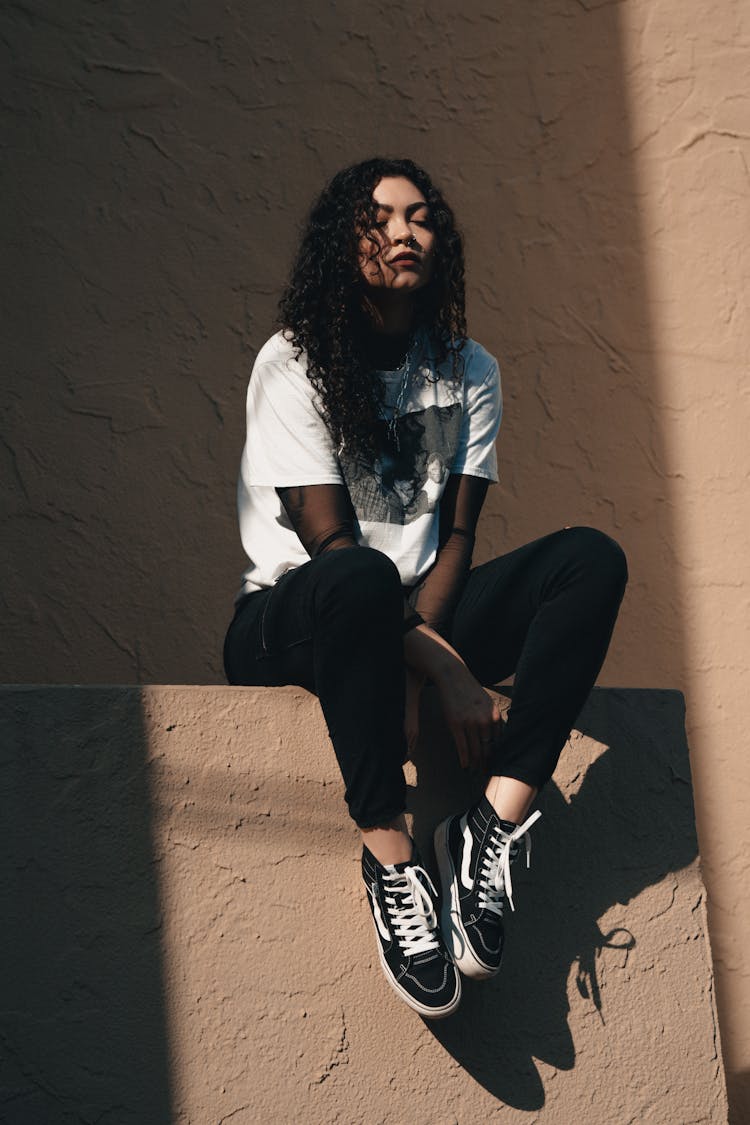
[434,817,502,982]
[371,924,462,1019]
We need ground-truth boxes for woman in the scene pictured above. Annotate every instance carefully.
[224,157,627,1020]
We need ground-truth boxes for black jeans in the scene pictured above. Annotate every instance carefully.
[223,527,627,828]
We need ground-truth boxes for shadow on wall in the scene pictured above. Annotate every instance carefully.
[0,687,172,1124]
[409,688,698,1110]
[731,1073,750,1125]
[3,0,680,699]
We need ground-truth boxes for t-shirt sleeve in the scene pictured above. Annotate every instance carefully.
[449,355,502,481]
[244,356,344,487]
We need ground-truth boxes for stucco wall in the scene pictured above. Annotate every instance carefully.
[2,0,748,1116]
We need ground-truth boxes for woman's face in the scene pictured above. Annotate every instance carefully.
[427,457,443,483]
[358,176,436,293]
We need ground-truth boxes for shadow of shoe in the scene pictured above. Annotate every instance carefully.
[406,686,699,1110]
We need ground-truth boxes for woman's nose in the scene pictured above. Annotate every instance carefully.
[390,216,412,243]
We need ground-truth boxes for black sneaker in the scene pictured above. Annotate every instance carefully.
[362,844,461,1019]
[434,796,542,980]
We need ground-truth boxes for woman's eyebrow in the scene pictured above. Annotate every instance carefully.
[372,201,431,215]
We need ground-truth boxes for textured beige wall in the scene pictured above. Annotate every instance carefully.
[613,5,750,1113]
[1,685,728,1123]
[2,0,748,1115]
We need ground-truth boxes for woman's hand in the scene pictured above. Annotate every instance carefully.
[433,664,504,770]
[404,667,425,759]
[403,620,503,768]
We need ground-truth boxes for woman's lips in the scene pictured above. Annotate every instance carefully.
[390,255,420,268]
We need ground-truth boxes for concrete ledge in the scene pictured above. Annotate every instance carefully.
[1,685,728,1123]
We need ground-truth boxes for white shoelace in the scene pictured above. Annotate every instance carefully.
[477,809,543,916]
[382,865,440,956]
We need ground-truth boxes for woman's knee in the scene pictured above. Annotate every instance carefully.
[561,526,628,591]
[313,546,403,617]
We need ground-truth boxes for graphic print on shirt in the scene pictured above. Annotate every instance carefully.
[339,401,462,527]
[235,331,500,595]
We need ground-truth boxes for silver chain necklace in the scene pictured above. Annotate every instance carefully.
[385,330,424,450]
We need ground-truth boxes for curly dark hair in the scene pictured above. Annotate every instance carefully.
[277,157,466,466]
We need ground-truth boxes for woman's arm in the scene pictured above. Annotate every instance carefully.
[275,483,358,556]
[402,473,503,767]
[406,472,488,637]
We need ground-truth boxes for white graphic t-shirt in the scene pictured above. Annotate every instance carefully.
[235,330,502,597]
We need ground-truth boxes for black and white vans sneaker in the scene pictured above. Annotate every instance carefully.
[362,844,461,1019]
[434,796,542,980]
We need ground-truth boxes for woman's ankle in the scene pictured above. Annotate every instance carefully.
[361,814,412,866]
[484,775,538,825]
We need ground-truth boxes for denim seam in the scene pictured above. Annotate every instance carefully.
[258,634,313,659]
